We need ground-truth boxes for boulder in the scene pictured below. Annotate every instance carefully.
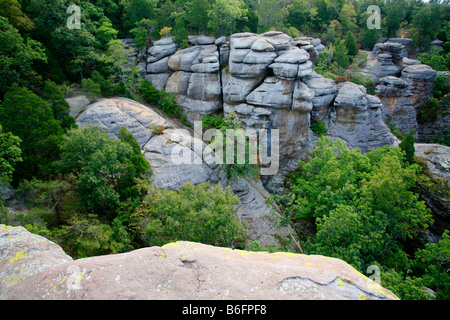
[65,95,91,118]
[145,73,171,91]
[0,225,72,298]
[246,77,294,108]
[401,64,437,108]
[327,82,397,153]
[187,73,221,101]
[168,46,202,72]
[251,38,276,52]
[147,56,170,74]
[1,233,398,300]
[76,98,225,190]
[223,76,263,104]
[274,48,310,64]
[188,35,216,45]
[304,75,338,122]
[147,38,178,63]
[165,71,192,96]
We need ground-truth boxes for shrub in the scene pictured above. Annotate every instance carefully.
[310,121,328,136]
[81,78,101,101]
[132,182,247,249]
[140,79,160,104]
[418,97,440,124]
[158,89,181,118]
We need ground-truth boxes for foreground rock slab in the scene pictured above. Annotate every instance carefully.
[1,226,398,300]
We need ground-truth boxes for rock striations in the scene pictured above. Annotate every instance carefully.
[0,225,398,300]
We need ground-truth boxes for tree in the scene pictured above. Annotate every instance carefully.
[122,0,158,33]
[56,125,150,216]
[344,31,357,57]
[0,0,35,32]
[286,0,310,31]
[132,182,246,248]
[0,17,46,97]
[338,2,357,33]
[415,230,450,300]
[43,80,77,132]
[0,84,64,181]
[275,137,432,271]
[257,0,288,33]
[399,129,415,165]
[0,124,22,183]
[385,0,407,38]
[189,0,211,34]
[102,39,141,98]
[96,17,119,50]
[140,79,160,104]
[208,0,248,36]
[334,41,349,70]
[173,14,189,46]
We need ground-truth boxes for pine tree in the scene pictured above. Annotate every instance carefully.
[334,42,350,70]
[345,31,357,57]
[399,129,415,165]
[140,79,160,105]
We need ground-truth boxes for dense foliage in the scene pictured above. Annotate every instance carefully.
[271,137,448,299]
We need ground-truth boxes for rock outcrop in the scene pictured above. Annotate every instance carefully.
[327,82,397,153]
[0,225,399,300]
[0,225,72,298]
[122,32,398,194]
[73,97,292,246]
[76,98,227,191]
[414,144,450,235]
[361,38,438,137]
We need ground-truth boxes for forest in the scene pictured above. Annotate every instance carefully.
[0,0,450,300]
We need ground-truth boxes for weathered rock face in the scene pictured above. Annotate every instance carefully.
[0,225,72,298]
[361,39,438,137]
[76,98,227,191]
[74,97,291,246]
[145,38,228,122]
[125,32,397,194]
[0,226,398,300]
[327,82,398,153]
[415,144,450,235]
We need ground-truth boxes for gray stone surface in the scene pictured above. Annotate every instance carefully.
[1,227,399,300]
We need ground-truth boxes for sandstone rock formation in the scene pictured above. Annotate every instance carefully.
[414,144,450,235]
[122,32,398,194]
[328,82,397,153]
[73,97,292,246]
[0,226,398,300]
[0,224,72,298]
[361,38,437,137]
[76,98,227,191]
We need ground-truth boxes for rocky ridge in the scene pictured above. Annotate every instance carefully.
[0,225,398,300]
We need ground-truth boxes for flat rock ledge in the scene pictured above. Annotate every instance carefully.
[0,225,398,300]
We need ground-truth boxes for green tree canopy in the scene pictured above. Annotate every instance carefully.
[0,124,22,183]
[0,17,46,97]
[0,84,64,181]
[133,181,246,248]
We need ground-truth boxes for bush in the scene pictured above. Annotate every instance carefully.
[418,97,440,124]
[132,182,247,249]
[140,80,160,104]
[310,121,327,136]
[399,129,415,165]
[157,89,181,118]
[344,31,357,57]
[432,74,450,99]
[81,78,101,101]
